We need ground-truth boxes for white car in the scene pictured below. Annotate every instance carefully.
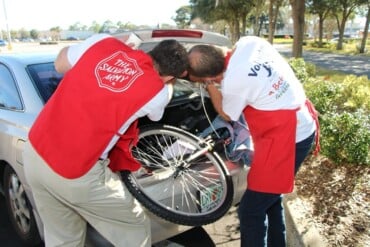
[0,29,249,246]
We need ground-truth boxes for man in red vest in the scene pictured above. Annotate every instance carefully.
[23,33,188,247]
[187,37,319,247]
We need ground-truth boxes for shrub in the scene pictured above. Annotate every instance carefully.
[320,110,370,165]
[341,75,370,112]
[303,70,370,166]
[308,41,331,48]
[289,58,369,165]
[289,58,316,83]
[303,78,342,114]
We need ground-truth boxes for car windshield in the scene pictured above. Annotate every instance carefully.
[26,62,197,104]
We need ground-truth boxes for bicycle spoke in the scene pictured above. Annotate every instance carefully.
[122,125,234,226]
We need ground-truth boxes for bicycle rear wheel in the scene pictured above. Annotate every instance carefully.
[121,124,234,226]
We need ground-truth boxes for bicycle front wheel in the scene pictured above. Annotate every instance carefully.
[121,124,234,226]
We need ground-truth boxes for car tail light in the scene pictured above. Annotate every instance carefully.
[152,30,203,38]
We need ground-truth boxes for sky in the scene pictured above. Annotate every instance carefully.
[0,0,190,30]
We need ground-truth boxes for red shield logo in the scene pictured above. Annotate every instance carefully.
[95,51,144,92]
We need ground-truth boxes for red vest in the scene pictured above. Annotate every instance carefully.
[243,106,297,194]
[29,37,164,179]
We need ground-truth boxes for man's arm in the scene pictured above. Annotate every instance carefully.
[206,83,231,122]
[54,46,72,74]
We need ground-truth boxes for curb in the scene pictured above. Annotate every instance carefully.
[154,192,328,247]
[284,192,327,247]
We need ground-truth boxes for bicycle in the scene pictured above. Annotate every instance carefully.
[120,124,234,226]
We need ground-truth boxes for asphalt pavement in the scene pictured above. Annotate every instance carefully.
[0,193,324,247]
[274,44,370,79]
[0,194,38,247]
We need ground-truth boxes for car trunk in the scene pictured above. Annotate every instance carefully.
[138,81,218,136]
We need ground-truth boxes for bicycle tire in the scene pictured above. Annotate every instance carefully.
[121,124,234,226]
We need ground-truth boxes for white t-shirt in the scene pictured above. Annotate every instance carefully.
[67,34,172,158]
[222,36,315,142]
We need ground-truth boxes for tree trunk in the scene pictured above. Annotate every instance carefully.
[335,15,347,50]
[318,14,324,48]
[241,13,247,36]
[268,0,277,44]
[290,0,305,58]
[258,15,266,36]
[229,18,240,44]
[359,5,370,53]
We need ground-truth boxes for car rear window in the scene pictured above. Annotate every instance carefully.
[27,63,63,103]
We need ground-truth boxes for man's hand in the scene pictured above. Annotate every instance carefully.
[206,82,231,122]
[116,33,142,49]
[219,111,231,122]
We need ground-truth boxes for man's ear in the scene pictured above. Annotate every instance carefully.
[180,70,188,78]
[160,75,175,84]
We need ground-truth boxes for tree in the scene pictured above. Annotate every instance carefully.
[290,0,306,57]
[88,21,101,33]
[306,0,332,47]
[19,28,30,40]
[329,0,367,50]
[268,0,285,43]
[174,6,192,28]
[49,26,61,41]
[217,0,254,39]
[68,22,84,31]
[358,2,369,54]
[100,20,117,33]
[116,21,137,31]
[30,29,39,40]
[249,1,267,36]
[190,0,254,43]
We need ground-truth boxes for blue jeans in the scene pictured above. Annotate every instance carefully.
[238,132,315,247]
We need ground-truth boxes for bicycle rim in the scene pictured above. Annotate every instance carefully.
[121,124,234,226]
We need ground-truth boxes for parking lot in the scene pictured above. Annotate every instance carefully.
[0,41,77,54]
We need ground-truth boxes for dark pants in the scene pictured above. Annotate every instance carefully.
[238,132,315,247]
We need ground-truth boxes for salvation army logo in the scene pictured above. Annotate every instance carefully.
[95,51,144,92]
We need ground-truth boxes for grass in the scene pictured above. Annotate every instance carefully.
[315,67,356,83]
[272,37,370,56]
[305,39,370,56]
[272,38,294,44]
[308,62,369,83]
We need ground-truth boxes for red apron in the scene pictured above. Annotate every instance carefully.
[29,37,163,179]
[305,100,320,155]
[108,120,141,172]
[243,106,298,194]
